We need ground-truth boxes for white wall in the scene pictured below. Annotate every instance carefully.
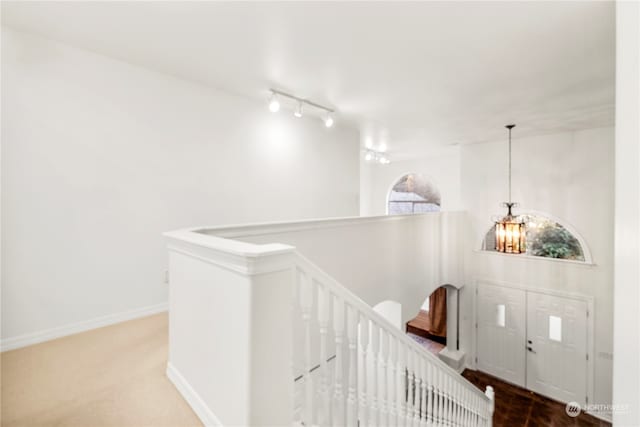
[461,127,614,410]
[1,28,360,345]
[361,126,614,409]
[373,300,403,330]
[613,2,640,425]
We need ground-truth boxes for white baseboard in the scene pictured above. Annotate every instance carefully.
[166,362,223,427]
[0,302,168,352]
[586,410,612,423]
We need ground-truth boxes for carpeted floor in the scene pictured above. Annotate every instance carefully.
[1,313,202,427]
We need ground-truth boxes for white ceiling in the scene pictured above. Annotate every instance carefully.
[2,1,615,159]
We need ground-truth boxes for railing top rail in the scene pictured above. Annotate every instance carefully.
[295,251,491,403]
[164,228,294,258]
[170,211,467,240]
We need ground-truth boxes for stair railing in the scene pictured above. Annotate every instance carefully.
[293,252,494,427]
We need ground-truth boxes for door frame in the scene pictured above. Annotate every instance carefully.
[472,278,595,408]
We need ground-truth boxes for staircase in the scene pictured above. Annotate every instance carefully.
[163,213,494,426]
[293,253,494,427]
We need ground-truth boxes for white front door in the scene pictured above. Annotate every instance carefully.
[526,292,588,406]
[476,284,526,387]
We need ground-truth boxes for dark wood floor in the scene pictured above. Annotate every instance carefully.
[462,370,611,427]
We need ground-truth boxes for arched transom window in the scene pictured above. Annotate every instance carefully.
[388,173,441,215]
[482,214,587,262]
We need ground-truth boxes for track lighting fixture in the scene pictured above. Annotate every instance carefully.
[268,93,280,113]
[267,89,335,127]
[363,149,391,165]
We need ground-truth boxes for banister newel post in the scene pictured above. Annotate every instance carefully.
[485,385,495,427]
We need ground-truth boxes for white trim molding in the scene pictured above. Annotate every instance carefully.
[0,302,168,352]
[167,363,223,427]
[179,212,440,240]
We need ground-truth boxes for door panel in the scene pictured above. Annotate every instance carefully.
[526,292,588,406]
[477,284,526,387]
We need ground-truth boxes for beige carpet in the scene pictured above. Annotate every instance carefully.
[1,313,203,427]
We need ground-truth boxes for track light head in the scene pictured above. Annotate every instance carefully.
[268,93,280,113]
[364,148,390,164]
[324,113,334,128]
[293,101,303,118]
[378,156,390,165]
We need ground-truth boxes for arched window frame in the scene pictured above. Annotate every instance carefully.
[478,210,594,265]
[386,172,441,215]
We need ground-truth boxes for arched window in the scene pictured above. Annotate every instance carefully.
[482,214,587,262]
[388,173,441,215]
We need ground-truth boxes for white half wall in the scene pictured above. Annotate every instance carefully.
[199,213,469,325]
[1,28,360,346]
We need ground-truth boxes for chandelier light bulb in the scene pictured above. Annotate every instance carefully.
[365,151,374,161]
[293,102,304,118]
[268,93,280,113]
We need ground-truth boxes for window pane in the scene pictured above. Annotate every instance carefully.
[549,315,562,342]
[388,173,440,216]
[496,304,506,327]
[413,203,440,213]
[389,202,413,215]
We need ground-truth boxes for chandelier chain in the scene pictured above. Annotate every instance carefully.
[509,126,512,203]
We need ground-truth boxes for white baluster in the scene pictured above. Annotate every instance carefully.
[437,367,444,426]
[446,376,452,426]
[388,337,398,426]
[346,305,358,426]
[298,269,314,426]
[359,316,369,427]
[406,349,414,427]
[412,352,420,425]
[453,382,459,427]
[426,362,433,426]
[468,390,473,427]
[396,343,407,427]
[293,378,303,425]
[464,389,470,427]
[380,330,389,426]
[420,359,427,426]
[333,295,345,426]
[370,323,380,427]
[458,384,465,426]
[317,283,330,426]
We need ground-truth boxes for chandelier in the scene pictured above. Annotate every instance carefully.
[495,124,525,254]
